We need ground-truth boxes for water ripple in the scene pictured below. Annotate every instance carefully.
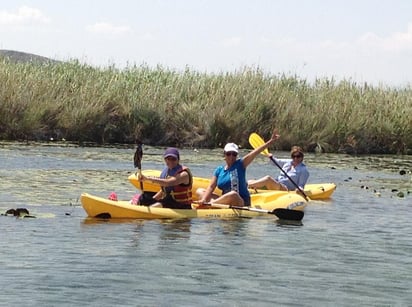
[0,143,411,306]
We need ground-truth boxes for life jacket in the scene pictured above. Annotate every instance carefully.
[160,165,193,205]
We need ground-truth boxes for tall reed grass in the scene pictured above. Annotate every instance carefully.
[0,58,410,154]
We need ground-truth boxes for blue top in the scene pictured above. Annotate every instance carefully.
[214,158,251,205]
[272,158,309,190]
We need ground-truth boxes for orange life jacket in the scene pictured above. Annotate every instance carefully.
[161,166,193,205]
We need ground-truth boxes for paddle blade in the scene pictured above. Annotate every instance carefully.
[134,140,143,169]
[272,208,304,221]
[249,133,269,156]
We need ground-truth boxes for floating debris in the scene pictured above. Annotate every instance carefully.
[2,208,35,218]
[373,190,381,197]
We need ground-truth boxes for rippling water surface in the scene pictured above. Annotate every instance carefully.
[1,142,411,306]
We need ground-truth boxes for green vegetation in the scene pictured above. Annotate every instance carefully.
[0,57,411,154]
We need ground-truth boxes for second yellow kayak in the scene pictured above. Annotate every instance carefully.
[128,170,336,200]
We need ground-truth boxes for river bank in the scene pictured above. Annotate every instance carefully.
[1,57,411,154]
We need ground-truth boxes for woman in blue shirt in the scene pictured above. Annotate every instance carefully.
[197,129,279,206]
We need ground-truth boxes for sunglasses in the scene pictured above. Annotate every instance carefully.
[224,151,238,157]
[292,154,303,159]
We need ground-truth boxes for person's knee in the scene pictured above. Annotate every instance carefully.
[150,202,163,207]
[226,191,238,197]
[195,188,206,198]
[227,191,244,206]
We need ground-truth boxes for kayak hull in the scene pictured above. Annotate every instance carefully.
[128,170,336,200]
[303,183,336,199]
[80,191,306,219]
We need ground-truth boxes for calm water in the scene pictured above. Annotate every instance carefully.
[1,142,411,306]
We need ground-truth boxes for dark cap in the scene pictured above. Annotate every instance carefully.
[163,147,180,159]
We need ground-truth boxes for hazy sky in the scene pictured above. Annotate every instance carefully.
[1,0,412,86]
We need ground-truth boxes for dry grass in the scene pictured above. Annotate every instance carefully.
[0,58,410,154]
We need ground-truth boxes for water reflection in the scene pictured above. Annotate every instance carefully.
[210,217,251,236]
[82,217,140,225]
[157,219,192,242]
[276,219,303,227]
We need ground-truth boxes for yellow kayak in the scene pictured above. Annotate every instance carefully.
[80,191,306,220]
[128,170,336,200]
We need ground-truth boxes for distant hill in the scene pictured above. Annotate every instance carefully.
[0,50,59,64]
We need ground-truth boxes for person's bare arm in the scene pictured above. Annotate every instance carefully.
[243,129,280,168]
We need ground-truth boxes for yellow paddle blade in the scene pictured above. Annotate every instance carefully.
[249,133,270,156]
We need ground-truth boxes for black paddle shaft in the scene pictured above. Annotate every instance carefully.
[133,139,143,191]
[134,140,143,169]
[228,205,304,221]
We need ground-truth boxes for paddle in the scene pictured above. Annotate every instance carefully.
[133,139,144,191]
[249,133,310,201]
[208,203,304,221]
